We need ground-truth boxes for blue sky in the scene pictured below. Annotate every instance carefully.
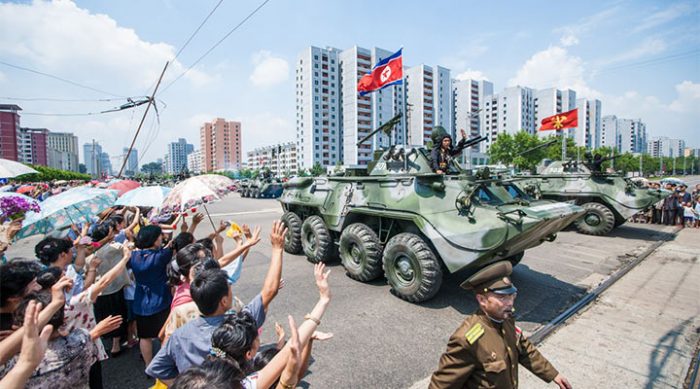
[1,0,698,165]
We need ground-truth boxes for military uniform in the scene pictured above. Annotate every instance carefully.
[429,262,560,389]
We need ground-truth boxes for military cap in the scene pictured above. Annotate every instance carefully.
[460,261,517,295]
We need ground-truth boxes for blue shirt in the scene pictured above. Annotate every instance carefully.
[145,294,265,380]
[128,248,173,316]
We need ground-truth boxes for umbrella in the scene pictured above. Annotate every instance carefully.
[108,180,141,196]
[16,187,117,240]
[660,177,686,186]
[161,175,236,228]
[115,186,171,208]
[0,158,38,178]
[16,185,36,195]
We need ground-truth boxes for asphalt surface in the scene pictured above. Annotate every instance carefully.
[6,176,697,388]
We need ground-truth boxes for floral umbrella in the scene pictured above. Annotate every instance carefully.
[16,187,117,240]
[161,175,235,213]
[108,180,141,196]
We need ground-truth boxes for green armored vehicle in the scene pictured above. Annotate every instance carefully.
[278,117,585,303]
[241,175,284,198]
[517,159,671,236]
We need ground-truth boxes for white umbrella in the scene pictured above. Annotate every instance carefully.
[0,158,38,178]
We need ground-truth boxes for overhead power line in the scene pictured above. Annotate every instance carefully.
[0,60,126,98]
[159,0,272,94]
[173,0,225,62]
[0,96,141,102]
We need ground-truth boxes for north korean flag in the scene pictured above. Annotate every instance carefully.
[357,48,403,96]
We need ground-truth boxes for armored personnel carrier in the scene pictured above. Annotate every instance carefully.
[241,176,284,198]
[278,115,585,303]
[517,159,671,236]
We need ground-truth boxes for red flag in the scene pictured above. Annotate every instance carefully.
[539,108,578,131]
[357,48,403,96]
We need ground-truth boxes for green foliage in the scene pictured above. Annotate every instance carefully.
[15,165,91,182]
[78,163,87,174]
[310,162,325,177]
[141,162,163,175]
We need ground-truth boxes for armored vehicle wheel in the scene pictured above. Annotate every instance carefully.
[575,202,615,236]
[243,189,250,198]
[382,233,443,303]
[281,212,302,254]
[301,216,334,263]
[506,252,524,267]
[339,223,383,282]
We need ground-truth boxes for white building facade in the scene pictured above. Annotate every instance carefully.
[647,137,685,158]
[480,86,536,152]
[574,99,602,148]
[166,138,194,174]
[246,142,298,175]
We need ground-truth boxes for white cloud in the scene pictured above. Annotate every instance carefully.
[455,69,489,82]
[595,38,667,67]
[669,81,700,113]
[632,3,694,34]
[508,46,601,99]
[0,0,213,91]
[249,50,289,87]
[560,34,579,47]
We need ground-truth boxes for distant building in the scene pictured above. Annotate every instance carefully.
[647,137,685,158]
[574,99,602,149]
[122,147,139,176]
[187,150,203,174]
[18,128,48,166]
[47,132,79,172]
[405,64,452,146]
[165,138,194,174]
[481,86,536,152]
[83,142,110,177]
[0,104,22,161]
[453,79,493,143]
[684,147,700,157]
[247,142,298,176]
[534,88,577,141]
[200,118,242,172]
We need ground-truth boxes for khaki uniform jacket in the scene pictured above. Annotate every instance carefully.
[429,311,559,389]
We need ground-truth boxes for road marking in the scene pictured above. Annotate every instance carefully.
[208,208,282,217]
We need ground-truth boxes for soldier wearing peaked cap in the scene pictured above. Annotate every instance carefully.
[429,261,572,389]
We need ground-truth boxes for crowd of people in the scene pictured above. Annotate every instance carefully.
[0,205,334,389]
[632,182,700,228]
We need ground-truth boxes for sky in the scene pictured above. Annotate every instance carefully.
[0,0,698,166]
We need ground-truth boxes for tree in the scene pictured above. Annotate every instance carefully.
[141,162,163,175]
[79,163,87,174]
[310,162,325,177]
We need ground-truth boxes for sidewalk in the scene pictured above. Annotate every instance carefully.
[520,227,700,388]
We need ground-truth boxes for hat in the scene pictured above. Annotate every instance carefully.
[460,261,517,295]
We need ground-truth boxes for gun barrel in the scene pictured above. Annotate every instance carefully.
[517,139,558,156]
[462,135,487,148]
[356,113,402,146]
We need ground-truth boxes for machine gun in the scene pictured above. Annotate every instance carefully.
[459,135,488,151]
[356,113,402,146]
[517,139,558,157]
[584,153,623,173]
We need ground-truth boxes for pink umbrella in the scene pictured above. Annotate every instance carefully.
[108,180,141,196]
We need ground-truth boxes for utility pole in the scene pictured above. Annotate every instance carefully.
[639,153,643,177]
[118,61,169,178]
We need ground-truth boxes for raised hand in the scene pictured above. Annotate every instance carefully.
[269,220,287,250]
[216,220,228,234]
[311,331,334,341]
[460,128,467,140]
[17,301,53,370]
[314,263,331,301]
[91,315,123,340]
[192,213,205,225]
[51,276,73,304]
[242,224,252,239]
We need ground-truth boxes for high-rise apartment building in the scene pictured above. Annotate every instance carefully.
[122,147,139,176]
[200,118,242,172]
[405,65,452,146]
[600,115,647,153]
[453,79,494,143]
[47,132,79,172]
[187,150,203,174]
[0,104,21,161]
[480,86,536,152]
[647,137,685,158]
[18,128,48,166]
[246,142,298,175]
[574,99,602,148]
[165,138,194,174]
[83,141,110,177]
[534,88,577,140]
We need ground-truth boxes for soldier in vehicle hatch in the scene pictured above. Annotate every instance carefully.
[429,261,572,389]
[431,128,469,174]
[584,151,619,173]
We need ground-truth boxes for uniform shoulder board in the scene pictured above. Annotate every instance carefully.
[465,322,484,345]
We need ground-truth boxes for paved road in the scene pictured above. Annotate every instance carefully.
[78,192,679,389]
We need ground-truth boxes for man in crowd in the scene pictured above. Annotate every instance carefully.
[430,261,571,389]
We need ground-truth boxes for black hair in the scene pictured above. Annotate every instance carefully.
[36,267,62,290]
[190,268,229,316]
[90,222,113,243]
[210,311,258,375]
[0,261,40,307]
[14,291,64,330]
[173,233,195,253]
[109,214,125,229]
[135,225,162,249]
[34,237,73,266]
[167,241,203,286]
[171,359,243,389]
[252,344,281,372]
[196,237,214,253]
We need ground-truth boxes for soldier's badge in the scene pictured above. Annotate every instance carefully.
[490,351,497,360]
[465,323,484,345]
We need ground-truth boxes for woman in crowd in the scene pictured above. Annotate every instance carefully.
[0,261,42,338]
[34,237,88,302]
[129,225,173,368]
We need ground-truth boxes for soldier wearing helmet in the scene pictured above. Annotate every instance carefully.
[431,127,469,174]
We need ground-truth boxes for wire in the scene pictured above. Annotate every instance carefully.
[159,0,272,94]
[173,0,225,62]
[0,96,142,102]
[0,60,126,98]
